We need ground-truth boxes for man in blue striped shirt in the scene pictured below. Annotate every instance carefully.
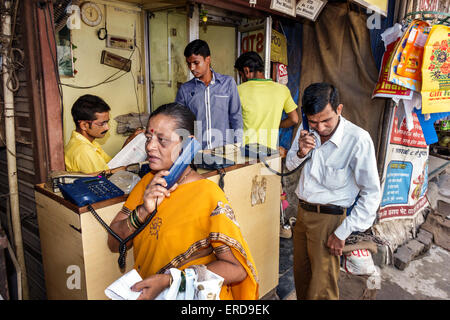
[176,40,243,150]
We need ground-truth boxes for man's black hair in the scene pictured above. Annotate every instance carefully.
[184,39,210,58]
[302,83,340,115]
[71,94,111,127]
[234,51,265,73]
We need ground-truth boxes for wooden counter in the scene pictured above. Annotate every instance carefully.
[35,155,281,299]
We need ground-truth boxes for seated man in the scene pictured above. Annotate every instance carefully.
[64,94,141,173]
[234,51,298,151]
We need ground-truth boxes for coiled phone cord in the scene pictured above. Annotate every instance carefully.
[260,152,312,177]
[87,202,158,269]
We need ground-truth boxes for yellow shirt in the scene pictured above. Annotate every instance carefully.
[64,131,111,173]
[238,79,297,150]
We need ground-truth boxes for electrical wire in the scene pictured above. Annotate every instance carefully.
[131,42,144,128]
[0,0,21,157]
[59,47,135,89]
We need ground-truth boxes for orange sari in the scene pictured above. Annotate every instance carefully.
[123,173,259,300]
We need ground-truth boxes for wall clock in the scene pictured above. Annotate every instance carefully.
[80,1,102,27]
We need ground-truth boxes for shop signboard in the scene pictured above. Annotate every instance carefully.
[241,29,288,67]
[378,107,429,221]
[271,29,288,65]
[241,30,265,55]
[296,0,327,21]
[270,0,297,17]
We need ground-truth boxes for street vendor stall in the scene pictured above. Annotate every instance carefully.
[34,151,281,299]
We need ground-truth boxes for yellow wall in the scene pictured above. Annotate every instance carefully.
[62,0,146,157]
[149,9,188,110]
[200,25,236,78]
[148,11,238,110]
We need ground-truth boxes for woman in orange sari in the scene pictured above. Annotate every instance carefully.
[107,103,258,300]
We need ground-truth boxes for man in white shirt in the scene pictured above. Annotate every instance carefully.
[286,83,381,300]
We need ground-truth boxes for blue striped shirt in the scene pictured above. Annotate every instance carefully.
[175,70,243,150]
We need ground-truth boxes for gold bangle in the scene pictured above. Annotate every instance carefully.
[135,206,144,224]
[126,217,134,231]
[168,274,173,287]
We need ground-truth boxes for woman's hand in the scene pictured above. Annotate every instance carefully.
[131,274,171,300]
[139,171,178,219]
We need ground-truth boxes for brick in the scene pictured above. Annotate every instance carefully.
[406,239,425,258]
[417,228,433,241]
[437,200,450,215]
[393,245,414,270]
[416,229,434,252]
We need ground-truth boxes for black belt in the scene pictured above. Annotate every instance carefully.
[299,200,346,215]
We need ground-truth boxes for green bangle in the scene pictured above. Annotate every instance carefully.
[128,214,138,229]
[134,206,144,224]
[130,209,142,229]
[178,270,186,292]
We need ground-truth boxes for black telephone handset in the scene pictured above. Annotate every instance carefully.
[163,137,202,189]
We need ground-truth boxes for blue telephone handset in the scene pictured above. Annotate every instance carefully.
[301,106,309,131]
[163,137,201,189]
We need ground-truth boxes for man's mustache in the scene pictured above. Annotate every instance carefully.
[101,130,108,135]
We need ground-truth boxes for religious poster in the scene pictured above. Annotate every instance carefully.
[421,24,450,114]
[378,107,429,221]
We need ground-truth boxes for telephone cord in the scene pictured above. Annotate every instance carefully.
[87,201,158,269]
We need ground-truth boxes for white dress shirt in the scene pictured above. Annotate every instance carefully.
[286,116,381,240]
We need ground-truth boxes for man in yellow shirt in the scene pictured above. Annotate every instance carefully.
[64,95,113,173]
[234,51,299,151]
[65,95,142,173]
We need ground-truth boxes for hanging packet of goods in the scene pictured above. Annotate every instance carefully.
[388,20,430,92]
[373,23,413,99]
[421,24,450,114]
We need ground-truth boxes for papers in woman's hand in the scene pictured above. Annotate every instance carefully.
[105,269,142,300]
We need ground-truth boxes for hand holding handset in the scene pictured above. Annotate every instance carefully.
[301,106,309,131]
[163,137,202,189]
[298,107,315,158]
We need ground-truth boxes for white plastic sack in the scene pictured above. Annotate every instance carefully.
[105,267,224,300]
[343,249,377,276]
[155,267,224,300]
